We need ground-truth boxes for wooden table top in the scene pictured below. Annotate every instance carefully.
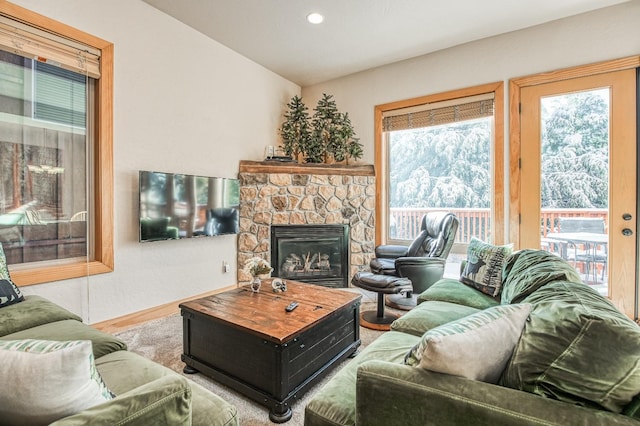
[179,279,361,344]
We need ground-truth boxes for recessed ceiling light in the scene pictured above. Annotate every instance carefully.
[307,13,324,24]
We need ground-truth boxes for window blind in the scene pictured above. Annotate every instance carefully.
[34,61,87,128]
[382,93,495,132]
[0,15,100,78]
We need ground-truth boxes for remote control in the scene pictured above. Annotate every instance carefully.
[285,302,298,312]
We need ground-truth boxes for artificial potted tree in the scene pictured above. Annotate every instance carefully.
[309,93,341,163]
[279,95,311,162]
[334,112,363,164]
[309,93,363,164]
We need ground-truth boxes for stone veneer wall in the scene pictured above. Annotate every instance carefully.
[237,161,376,285]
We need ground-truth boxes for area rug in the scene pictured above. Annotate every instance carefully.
[114,300,399,425]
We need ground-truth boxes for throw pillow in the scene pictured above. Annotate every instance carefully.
[500,248,583,304]
[404,303,532,384]
[501,280,640,413]
[0,339,114,425]
[0,242,23,308]
[460,237,513,297]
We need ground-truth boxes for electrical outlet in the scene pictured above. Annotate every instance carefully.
[223,261,230,273]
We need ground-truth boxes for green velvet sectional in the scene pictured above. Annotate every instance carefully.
[0,295,238,425]
[305,249,640,425]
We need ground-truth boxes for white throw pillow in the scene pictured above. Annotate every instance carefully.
[404,303,532,383]
[0,339,114,425]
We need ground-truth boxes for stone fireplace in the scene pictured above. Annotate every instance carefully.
[237,160,375,286]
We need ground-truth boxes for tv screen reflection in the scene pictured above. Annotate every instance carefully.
[139,170,240,242]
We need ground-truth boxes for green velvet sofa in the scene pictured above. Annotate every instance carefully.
[305,249,640,425]
[0,295,238,426]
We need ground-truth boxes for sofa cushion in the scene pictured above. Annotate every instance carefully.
[0,339,114,425]
[0,319,127,358]
[356,360,639,426]
[305,331,419,426]
[500,249,582,304]
[96,350,238,426]
[50,375,192,426]
[0,295,82,337]
[417,278,500,310]
[404,303,532,383]
[501,280,640,413]
[0,243,23,308]
[460,237,513,297]
[391,300,480,337]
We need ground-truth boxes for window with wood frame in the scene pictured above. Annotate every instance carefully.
[374,82,505,252]
[0,2,113,286]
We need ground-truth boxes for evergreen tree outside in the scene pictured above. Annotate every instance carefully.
[388,88,608,241]
[388,118,492,240]
[389,119,492,208]
[541,89,609,209]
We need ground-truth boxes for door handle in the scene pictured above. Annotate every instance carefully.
[623,213,633,221]
[622,228,633,236]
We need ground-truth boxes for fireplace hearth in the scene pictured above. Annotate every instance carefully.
[271,225,349,288]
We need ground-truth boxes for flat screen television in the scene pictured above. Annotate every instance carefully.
[138,170,240,242]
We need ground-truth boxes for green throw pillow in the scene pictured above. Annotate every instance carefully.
[404,303,532,383]
[460,237,513,297]
[0,339,115,425]
[0,242,23,308]
[501,280,640,413]
[500,249,582,304]
[49,375,193,426]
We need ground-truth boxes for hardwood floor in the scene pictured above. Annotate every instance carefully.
[91,285,236,334]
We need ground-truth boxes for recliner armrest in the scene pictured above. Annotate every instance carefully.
[374,244,409,259]
[356,360,635,426]
[395,257,446,293]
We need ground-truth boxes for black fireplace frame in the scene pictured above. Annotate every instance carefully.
[270,224,349,288]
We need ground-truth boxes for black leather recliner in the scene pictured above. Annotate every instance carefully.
[351,212,459,330]
[372,211,459,310]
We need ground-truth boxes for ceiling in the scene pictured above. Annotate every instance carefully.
[142,0,630,87]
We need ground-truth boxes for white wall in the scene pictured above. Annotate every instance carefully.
[12,0,300,323]
[302,1,640,165]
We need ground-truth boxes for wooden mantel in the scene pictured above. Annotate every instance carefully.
[239,160,375,176]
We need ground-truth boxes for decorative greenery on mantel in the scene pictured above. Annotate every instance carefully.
[279,94,363,164]
[239,160,374,176]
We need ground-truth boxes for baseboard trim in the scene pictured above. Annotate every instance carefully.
[91,285,237,334]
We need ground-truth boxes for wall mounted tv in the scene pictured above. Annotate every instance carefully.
[138,170,240,242]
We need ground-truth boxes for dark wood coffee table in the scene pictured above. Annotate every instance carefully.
[179,279,361,423]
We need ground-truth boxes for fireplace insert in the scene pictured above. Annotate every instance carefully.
[270,225,349,288]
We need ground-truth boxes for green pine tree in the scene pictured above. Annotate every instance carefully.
[339,112,363,164]
[279,95,311,160]
[309,94,361,164]
[309,93,341,163]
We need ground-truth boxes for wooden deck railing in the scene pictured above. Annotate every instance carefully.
[390,208,609,242]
